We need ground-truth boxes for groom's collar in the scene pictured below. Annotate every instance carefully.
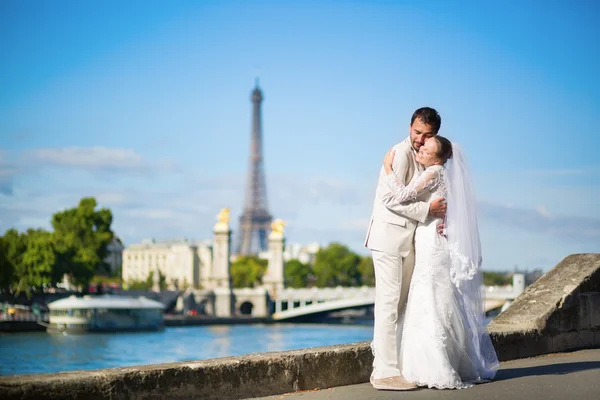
[404,136,418,154]
[405,137,424,172]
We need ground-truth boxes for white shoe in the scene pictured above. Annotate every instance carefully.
[370,376,418,391]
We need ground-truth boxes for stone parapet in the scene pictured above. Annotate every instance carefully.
[488,253,600,361]
[0,343,372,400]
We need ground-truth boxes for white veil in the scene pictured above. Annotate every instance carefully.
[445,143,499,378]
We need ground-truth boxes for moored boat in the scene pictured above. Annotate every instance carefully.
[45,294,164,334]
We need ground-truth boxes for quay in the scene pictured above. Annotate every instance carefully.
[1,253,599,400]
[0,315,271,333]
[163,315,270,326]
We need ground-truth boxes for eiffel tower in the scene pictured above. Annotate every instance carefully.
[235,80,272,255]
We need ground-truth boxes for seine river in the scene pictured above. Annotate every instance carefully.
[0,323,373,376]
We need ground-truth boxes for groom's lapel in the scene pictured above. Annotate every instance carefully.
[411,149,423,174]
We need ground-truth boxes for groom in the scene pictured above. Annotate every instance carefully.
[365,107,446,391]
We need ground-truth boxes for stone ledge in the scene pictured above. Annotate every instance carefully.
[489,253,600,361]
[0,342,373,400]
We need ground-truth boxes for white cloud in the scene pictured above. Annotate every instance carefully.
[536,204,552,218]
[22,146,178,175]
[31,147,142,168]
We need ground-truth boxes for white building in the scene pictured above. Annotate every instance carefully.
[122,238,213,290]
[285,242,320,265]
[258,242,320,265]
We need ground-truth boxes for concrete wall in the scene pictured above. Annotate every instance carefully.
[0,343,372,400]
[2,253,599,400]
[488,253,600,361]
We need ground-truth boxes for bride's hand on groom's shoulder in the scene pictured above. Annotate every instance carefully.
[383,148,395,174]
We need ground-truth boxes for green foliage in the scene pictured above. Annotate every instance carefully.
[126,278,152,291]
[180,278,190,291]
[0,228,27,290]
[284,259,313,288]
[91,275,122,285]
[357,256,375,286]
[0,197,114,293]
[52,197,114,288]
[0,236,11,289]
[312,243,362,287]
[231,256,268,288]
[17,229,56,294]
[483,271,512,286]
[147,270,168,291]
[125,270,168,291]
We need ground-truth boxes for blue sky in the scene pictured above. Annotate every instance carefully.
[1,0,599,272]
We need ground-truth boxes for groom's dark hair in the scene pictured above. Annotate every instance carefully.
[411,107,441,134]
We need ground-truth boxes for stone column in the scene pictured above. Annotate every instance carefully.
[212,208,234,317]
[263,219,285,297]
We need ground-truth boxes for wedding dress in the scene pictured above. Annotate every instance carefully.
[383,157,499,389]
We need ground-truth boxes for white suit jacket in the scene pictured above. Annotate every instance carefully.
[364,137,430,256]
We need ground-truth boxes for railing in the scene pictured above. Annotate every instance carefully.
[271,284,521,319]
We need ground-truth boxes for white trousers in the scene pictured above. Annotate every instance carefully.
[371,249,415,379]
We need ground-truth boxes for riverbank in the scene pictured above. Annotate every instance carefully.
[0,314,374,334]
[0,315,271,333]
[0,320,45,333]
[164,315,270,326]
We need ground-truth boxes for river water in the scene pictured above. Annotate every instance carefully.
[0,323,374,376]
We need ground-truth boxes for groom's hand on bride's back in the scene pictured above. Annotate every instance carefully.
[429,197,446,219]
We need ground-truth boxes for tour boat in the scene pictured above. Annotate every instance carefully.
[44,294,164,334]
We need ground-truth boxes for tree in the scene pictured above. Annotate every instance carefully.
[0,229,28,292]
[180,278,190,291]
[483,271,511,286]
[284,259,313,288]
[231,256,268,288]
[136,270,168,291]
[357,256,375,286]
[16,229,56,293]
[0,234,14,291]
[312,243,361,287]
[0,235,11,291]
[52,197,114,289]
[126,278,152,291]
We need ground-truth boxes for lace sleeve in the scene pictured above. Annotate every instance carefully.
[383,166,443,204]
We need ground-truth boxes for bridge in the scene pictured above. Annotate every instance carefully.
[272,287,375,321]
[272,274,525,321]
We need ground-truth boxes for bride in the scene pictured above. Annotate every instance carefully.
[381,135,499,389]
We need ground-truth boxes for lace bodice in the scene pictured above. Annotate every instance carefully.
[383,164,447,205]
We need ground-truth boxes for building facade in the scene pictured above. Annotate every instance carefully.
[258,242,320,265]
[122,238,213,290]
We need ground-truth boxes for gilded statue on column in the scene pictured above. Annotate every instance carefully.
[270,218,286,235]
[214,208,231,231]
